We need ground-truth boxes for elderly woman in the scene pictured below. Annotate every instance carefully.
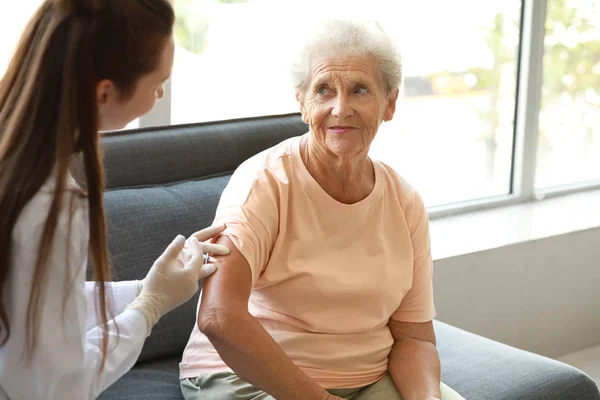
[179,20,464,400]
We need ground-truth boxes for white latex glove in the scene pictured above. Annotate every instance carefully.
[127,225,230,329]
[132,225,230,295]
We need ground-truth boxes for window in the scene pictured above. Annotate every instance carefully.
[172,0,523,207]
[368,2,521,206]
[2,0,599,214]
[535,0,600,189]
[0,1,39,77]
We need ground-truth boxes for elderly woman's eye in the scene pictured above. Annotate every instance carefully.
[355,86,368,94]
[317,87,329,95]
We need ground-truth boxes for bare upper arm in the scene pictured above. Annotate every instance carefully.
[198,235,253,324]
[388,319,436,346]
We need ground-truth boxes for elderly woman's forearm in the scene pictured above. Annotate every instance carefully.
[199,308,329,400]
[388,338,441,400]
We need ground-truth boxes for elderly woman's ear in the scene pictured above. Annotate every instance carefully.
[296,91,308,123]
[384,89,400,122]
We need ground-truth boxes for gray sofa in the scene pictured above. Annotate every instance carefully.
[96,114,600,400]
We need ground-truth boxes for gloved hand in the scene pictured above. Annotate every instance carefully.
[178,224,232,266]
[127,225,230,329]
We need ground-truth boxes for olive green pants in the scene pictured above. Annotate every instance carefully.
[181,372,464,400]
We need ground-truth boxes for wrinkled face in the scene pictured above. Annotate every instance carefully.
[97,37,175,131]
[298,55,398,158]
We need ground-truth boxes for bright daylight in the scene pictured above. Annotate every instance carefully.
[0,1,599,400]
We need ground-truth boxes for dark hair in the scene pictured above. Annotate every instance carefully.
[0,0,174,369]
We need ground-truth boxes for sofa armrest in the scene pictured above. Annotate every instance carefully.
[434,320,600,400]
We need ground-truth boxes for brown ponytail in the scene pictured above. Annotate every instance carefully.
[0,0,174,370]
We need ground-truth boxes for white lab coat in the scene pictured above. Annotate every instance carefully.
[0,174,149,399]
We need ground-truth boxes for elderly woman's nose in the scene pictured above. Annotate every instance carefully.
[331,94,353,119]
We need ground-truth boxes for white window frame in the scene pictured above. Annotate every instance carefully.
[139,0,600,218]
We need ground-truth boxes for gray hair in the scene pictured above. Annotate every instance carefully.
[291,19,402,97]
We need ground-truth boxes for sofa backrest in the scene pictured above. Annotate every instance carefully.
[99,114,306,362]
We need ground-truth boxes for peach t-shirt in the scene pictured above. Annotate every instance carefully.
[180,135,435,389]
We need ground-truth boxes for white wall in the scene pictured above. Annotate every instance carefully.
[433,227,600,359]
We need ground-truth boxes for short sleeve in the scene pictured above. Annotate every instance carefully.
[390,190,436,323]
[213,158,281,287]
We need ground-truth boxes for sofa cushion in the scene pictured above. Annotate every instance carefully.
[435,321,600,400]
[101,113,306,190]
[104,175,231,362]
[99,356,183,400]
[98,321,600,400]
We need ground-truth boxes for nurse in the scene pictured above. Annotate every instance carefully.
[0,1,228,399]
